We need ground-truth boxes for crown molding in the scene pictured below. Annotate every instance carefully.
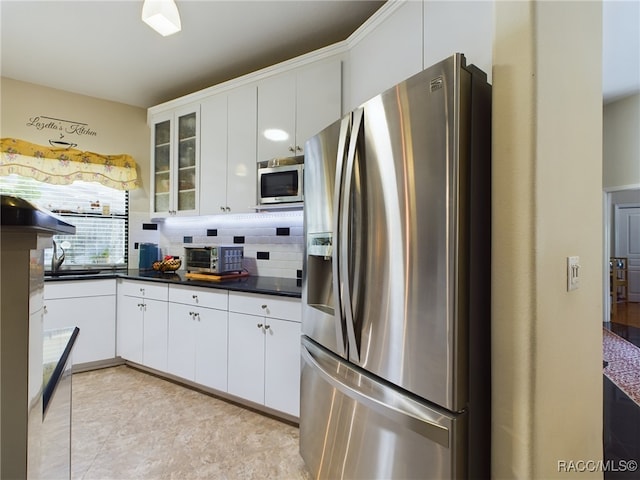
[148,0,402,118]
[345,0,408,49]
[148,42,348,117]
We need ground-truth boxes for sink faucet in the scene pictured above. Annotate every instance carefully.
[51,240,65,272]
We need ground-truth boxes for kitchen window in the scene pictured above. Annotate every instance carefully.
[0,174,128,270]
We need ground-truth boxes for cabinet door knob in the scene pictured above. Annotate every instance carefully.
[264,324,271,330]
[44,305,48,313]
[288,146,295,152]
[296,145,302,152]
[225,207,231,212]
[261,304,267,309]
[192,294,198,301]
[257,323,263,328]
[220,206,226,212]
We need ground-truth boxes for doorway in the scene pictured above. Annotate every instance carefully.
[603,188,640,474]
[604,189,640,322]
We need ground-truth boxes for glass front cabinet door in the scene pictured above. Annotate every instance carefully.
[150,105,200,217]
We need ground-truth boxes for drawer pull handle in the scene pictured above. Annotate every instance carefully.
[261,304,267,309]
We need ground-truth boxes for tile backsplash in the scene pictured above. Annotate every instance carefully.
[130,211,303,279]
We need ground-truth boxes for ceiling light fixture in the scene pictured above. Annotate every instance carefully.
[142,0,182,37]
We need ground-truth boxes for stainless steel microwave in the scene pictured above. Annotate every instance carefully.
[257,156,304,205]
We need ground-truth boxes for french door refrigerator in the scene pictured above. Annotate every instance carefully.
[300,54,492,479]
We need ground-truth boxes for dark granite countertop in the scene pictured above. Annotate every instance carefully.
[45,269,302,298]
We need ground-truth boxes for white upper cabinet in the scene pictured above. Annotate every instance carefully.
[257,59,341,161]
[200,94,228,215]
[200,85,258,215]
[257,72,297,160]
[150,104,200,217]
[423,1,493,85]
[296,60,342,151]
[346,1,423,111]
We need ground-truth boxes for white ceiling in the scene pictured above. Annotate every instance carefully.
[1,1,638,109]
[0,0,385,108]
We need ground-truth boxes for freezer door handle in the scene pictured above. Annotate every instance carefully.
[301,338,452,448]
[332,114,352,356]
[340,107,364,363]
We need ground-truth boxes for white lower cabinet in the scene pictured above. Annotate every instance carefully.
[113,281,300,419]
[44,279,116,366]
[116,279,168,371]
[228,292,301,417]
[117,294,143,364]
[167,302,228,391]
[227,312,266,405]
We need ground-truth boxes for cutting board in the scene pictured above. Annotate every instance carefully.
[185,272,249,282]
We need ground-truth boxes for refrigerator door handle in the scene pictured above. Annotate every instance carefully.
[332,114,352,356]
[340,107,364,363]
[301,339,452,448]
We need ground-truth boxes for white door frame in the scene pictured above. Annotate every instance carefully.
[603,185,640,322]
[614,202,640,302]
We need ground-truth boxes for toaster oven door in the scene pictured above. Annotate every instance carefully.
[185,248,213,272]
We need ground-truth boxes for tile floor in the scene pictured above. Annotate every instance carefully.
[72,366,312,480]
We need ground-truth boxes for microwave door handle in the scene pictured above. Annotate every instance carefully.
[332,114,351,357]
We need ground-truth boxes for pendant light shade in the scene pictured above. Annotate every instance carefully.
[142,0,182,37]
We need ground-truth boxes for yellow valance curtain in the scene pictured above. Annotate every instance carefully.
[0,138,139,190]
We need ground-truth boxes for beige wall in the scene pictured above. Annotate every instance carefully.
[0,77,150,215]
[493,1,603,478]
[603,93,640,190]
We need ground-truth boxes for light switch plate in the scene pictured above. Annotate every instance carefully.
[567,256,580,291]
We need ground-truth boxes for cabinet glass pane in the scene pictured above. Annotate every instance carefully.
[155,121,171,146]
[178,113,196,140]
[155,171,170,194]
[155,144,170,172]
[178,190,196,211]
[178,166,196,191]
[155,193,170,212]
[178,138,196,168]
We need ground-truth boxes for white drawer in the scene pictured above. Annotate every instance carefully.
[228,292,301,322]
[168,284,228,310]
[44,278,117,299]
[118,279,168,301]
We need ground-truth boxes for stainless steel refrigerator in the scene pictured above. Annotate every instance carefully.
[300,53,492,479]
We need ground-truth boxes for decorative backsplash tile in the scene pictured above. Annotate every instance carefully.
[148,210,304,279]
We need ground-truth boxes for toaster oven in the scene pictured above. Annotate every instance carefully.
[184,246,244,274]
